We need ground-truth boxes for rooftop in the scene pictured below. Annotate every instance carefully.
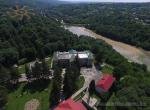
[53,50,93,61]
[54,98,87,110]
[96,74,116,92]
[55,52,71,60]
[78,53,88,59]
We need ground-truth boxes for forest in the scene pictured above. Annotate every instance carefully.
[50,3,150,50]
[0,0,150,110]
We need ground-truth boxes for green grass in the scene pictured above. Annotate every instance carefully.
[101,64,114,74]
[6,82,52,110]
[73,76,85,100]
[76,76,85,90]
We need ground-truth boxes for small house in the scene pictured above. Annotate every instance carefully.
[96,74,116,93]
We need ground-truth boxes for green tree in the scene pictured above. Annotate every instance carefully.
[0,65,11,86]
[49,67,62,107]
[0,86,8,109]
[42,59,50,76]
[24,48,36,61]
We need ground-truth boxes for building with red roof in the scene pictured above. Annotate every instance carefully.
[54,98,87,110]
[96,74,116,93]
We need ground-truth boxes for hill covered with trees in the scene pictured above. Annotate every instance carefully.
[50,3,150,50]
[0,1,150,110]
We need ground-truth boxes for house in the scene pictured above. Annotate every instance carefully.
[78,51,93,67]
[96,74,116,93]
[54,98,87,110]
[53,50,93,67]
[53,52,72,67]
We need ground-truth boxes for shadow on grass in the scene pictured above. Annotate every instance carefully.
[22,79,51,93]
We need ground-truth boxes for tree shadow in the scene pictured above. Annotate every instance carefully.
[22,79,51,93]
[7,83,20,93]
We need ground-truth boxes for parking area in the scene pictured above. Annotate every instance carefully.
[80,66,102,87]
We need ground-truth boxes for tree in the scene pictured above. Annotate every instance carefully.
[0,65,11,87]
[25,64,31,79]
[24,48,36,61]
[49,67,62,107]
[0,86,8,109]
[31,61,42,78]
[63,65,80,98]
[0,48,19,67]
[106,93,118,110]
[113,61,133,80]
[9,66,20,84]
[88,80,95,96]
[42,59,50,77]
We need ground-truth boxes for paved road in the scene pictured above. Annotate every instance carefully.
[71,65,102,99]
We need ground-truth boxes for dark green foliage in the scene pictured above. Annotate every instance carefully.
[26,59,50,80]
[49,67,62,107]
[0,85,8,109]
[0,65,11,87]
[51,3,150,50]
[9,66,20,82]
[89,80,95,96]
[25,64,31,79]
[63,64,80,98]
[0,1,150,109]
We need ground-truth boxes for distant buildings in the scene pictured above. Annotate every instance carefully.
[96,74,116,93]
[54,98,87,110]
[53,50,93,67]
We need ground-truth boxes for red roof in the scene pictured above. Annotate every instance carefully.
[96,74,116,92]
[54,98,87,110]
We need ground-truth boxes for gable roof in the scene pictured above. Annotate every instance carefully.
[96,74,116,92]
[54,98,87,110]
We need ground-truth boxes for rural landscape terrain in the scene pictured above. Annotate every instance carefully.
[0,0,150,110]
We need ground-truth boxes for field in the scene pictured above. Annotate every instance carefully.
[6,80,52,110]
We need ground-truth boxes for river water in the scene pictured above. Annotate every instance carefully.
[64,26,150,71]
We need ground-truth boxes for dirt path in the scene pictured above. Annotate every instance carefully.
[24,99,40,110]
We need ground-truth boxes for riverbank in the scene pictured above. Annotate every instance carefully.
[64,26,150,71]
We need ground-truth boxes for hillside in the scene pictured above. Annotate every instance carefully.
[0,1,150,110]
[50,3,150,50]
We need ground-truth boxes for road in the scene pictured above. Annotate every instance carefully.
[71,65,102,99]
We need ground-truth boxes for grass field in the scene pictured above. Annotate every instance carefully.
[6,81,52,110]
[76,76,85,90]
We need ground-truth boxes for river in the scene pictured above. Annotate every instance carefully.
[64,26,150,71]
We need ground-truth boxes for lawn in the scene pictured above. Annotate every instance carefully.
[6,81,52,110]
[76,76,85,90]
[73,76,85,100]
[101,64,114,74]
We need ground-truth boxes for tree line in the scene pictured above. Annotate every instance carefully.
[0,1,150,110]
[50,3,150,50]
